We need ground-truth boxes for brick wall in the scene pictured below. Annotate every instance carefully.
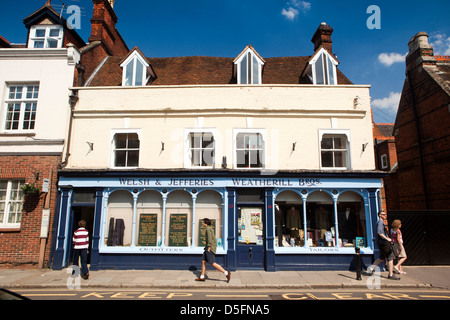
[390,41,450,210]
[0,155,60,268]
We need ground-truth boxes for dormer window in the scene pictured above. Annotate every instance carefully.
[234,46,265,84]
[28,25,63,48]
[120,48,156,86]
[309,48,338,85]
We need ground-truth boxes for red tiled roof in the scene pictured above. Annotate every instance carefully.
[86,54,353,87]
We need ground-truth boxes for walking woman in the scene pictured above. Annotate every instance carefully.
[391,219,407,274]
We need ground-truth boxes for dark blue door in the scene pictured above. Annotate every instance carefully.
[237,206,265,269]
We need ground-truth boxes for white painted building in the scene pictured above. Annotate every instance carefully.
[53,22,384,272]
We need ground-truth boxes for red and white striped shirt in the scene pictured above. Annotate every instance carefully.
[73,227,89,249]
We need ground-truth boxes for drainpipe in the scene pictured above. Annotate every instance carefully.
[406,70,429,209]
[61,89,78,168]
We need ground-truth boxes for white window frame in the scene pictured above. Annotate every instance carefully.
[380,154,388,169]
[120,51,149,86]
[235,48,264,84]
[310,48,338,85]
[28,25,63,48]
[0,180,25,229]
[109,129,141,169]
[233,128,266,169]
[3,83,39,132]
[318,129,351,170]
[184,128,216,169]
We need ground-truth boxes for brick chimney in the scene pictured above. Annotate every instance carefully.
[311,22,333,53]
[88,0,128,56]
[406,32,436,71]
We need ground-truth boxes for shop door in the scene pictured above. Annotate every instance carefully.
[237,206,265,269]
[68,206,94,265]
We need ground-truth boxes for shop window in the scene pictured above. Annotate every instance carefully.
[0,180,24,229]
[337,191,367,247]
[106,190,133,246]
[320,134,349,169]
[274,191,303,247]
[165,190,193,247]
[136,190,163,246]
[235,131,264,169]
[305,191,335,247]
[4,84,39,131]
[113,133,140,168]
[187,131,215,168]
[28,25,63,48]
[195,190,223,247]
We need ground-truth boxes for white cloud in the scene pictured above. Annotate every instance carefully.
[372,92,401,113]
[282,1,311,21]
[281,7,299,21]
[429,32,450,56]
[378,52,407,67]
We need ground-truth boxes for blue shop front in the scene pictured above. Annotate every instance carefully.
[51,171,383,271]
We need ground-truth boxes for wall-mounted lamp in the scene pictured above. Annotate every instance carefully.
[353,95,361,108]
[86,141,94,152]
[222,156,227,169]
[362,142,369,152]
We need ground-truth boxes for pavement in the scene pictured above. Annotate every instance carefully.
[1,266,450,290]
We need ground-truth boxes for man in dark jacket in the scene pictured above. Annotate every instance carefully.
[195,218,231,283]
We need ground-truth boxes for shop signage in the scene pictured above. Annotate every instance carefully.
[60,176,382,189]
[168,214,188,247]
[138,214,157,246]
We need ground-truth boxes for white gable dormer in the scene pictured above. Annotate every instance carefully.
[234,45,265,84]
[120,48,155,86]
[308,47,338,85]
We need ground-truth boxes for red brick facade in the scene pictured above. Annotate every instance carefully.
[0,155,60,268]
[0,0,129,268]
[387,33,450,210]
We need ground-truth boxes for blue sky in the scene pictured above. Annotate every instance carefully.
[1,0,450,123]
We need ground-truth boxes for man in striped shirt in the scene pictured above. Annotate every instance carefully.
[73,220,90,280]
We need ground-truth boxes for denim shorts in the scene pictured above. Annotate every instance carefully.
[202,250,216,264]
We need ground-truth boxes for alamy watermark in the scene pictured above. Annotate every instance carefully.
[367,5,381,30]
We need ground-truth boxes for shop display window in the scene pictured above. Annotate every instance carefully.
[106,190,133,246]
[195,190,223,247]
[165,190,192,247]
[275,190,367,249]
[136,190,163,246]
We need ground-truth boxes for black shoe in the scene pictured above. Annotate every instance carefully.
[388,274,400,280]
